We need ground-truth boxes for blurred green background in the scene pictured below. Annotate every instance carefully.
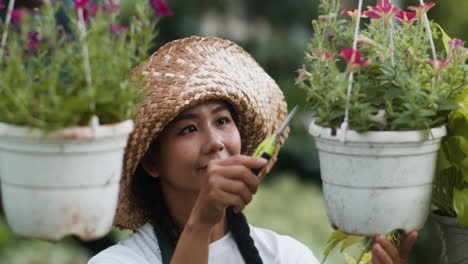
[1,0,467,263]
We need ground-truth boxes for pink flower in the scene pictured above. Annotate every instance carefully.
[150,0,174,16]
[108,0,120,12]
[340,9,368,22]
[428,59,451,79]
[342,48,370,76]
[73,0,91,9]
[428,59,450,68]
[365,0,400,25]
[10,8,27,24]
[27,32,40,53]
[448,39,465,59]
[294,64,312,84]
[408,2,435,22]
[311,49,336,60]
[342,48,370,68]
[448,39,464,49]
[395,11,417,29]
[0,1,4,9]
[110,23,128,34]
[90,0,120,16]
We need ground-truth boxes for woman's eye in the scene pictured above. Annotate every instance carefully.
[217,116,230,125]
[179,125,197,135]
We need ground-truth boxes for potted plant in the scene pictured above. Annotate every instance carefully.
[0,0,172,240]
[432,97,468,263]
[296,0,467,243]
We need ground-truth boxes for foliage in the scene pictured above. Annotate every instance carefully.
[322,229,404,264]
[433,102,468,226]
[0,0,168,131]
[296,0,468,132]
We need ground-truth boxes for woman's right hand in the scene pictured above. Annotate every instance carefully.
[189,155,267,228]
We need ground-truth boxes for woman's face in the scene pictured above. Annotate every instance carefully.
[144,100,241,192]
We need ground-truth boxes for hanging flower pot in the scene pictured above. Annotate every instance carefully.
[0,0,171,240]
[432,212,468,264]
[309,121,446,236]
[295,0,467,240]
[0,119,133,240]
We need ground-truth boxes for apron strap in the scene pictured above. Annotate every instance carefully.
[153,225,175,264]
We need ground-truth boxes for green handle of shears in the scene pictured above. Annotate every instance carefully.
[251,135,277,175]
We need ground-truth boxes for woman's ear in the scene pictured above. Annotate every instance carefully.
[140,150,160,178]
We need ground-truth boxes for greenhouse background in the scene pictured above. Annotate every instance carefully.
[0,0,467,263]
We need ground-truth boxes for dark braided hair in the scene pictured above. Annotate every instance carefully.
[227,208,263,263]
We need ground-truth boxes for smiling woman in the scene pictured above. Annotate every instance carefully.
[86,36,318,264]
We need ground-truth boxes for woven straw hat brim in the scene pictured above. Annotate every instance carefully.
[114,36,289,230]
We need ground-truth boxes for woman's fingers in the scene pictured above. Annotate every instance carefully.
[373,243,394,264]
[215,155,267,169]
[368,231,418,264]
[375,235,398,263]
[207,163,260,194]
[218,177,254,206]
[399,231,418,260]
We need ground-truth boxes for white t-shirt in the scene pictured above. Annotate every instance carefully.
[88,223,320,264]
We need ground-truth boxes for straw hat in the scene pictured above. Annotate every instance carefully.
[114,36,289,230]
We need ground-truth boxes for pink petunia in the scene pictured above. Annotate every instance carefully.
[428,58,451,79]
[395,11,417,29]
[108,0,120,14]
[150,0,174,16]
[311,49,336,60]
[73,0,91,9]
[110,23,128,34]
[27,32,40,53]
[448,39,465,59]
[10,8,28,24]
[448,39,464,49]
[428,59,450,68]
[294,64,312,84]
[340,9,368,22]
[342,48,370,76]
[0,1,4,10]
[342,48,370,67]
[408,2,435,22]
[365,0,400,25]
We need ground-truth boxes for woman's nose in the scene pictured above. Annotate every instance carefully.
[204,129,225,154]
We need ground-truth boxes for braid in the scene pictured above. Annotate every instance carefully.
[133,165,180,247]
[227,207,263,264]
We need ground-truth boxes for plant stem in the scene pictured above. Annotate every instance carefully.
[0,0,16,62]
[77,7,96,114]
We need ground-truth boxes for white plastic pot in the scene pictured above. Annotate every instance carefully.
[309,121,446,236]
[0,120,133,241]
[432,213,468,264]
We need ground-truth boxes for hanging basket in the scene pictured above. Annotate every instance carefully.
[0,120,133,241]
[432,212,468,264]
[309,121,446,236]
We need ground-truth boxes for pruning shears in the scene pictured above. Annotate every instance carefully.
[251,105,299,175]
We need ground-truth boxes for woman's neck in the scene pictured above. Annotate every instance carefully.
[161,181,228,243]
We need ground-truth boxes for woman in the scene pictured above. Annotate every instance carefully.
[89,36,417,264]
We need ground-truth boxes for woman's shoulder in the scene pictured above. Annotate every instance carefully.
[88,223,162,264]
[249,225,320,264]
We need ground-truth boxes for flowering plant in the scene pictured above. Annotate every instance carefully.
[296,0,468,132]
[0,0,173,131]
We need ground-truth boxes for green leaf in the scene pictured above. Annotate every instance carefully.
[326,229,348,243]
[454,189,468,227]
[445,136,468,165]
[436,23,452,55]
[322,230,348,263]
[341,236,366,252]
[344,253,357,264]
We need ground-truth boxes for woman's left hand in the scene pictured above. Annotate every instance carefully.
[367,231,418,264]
